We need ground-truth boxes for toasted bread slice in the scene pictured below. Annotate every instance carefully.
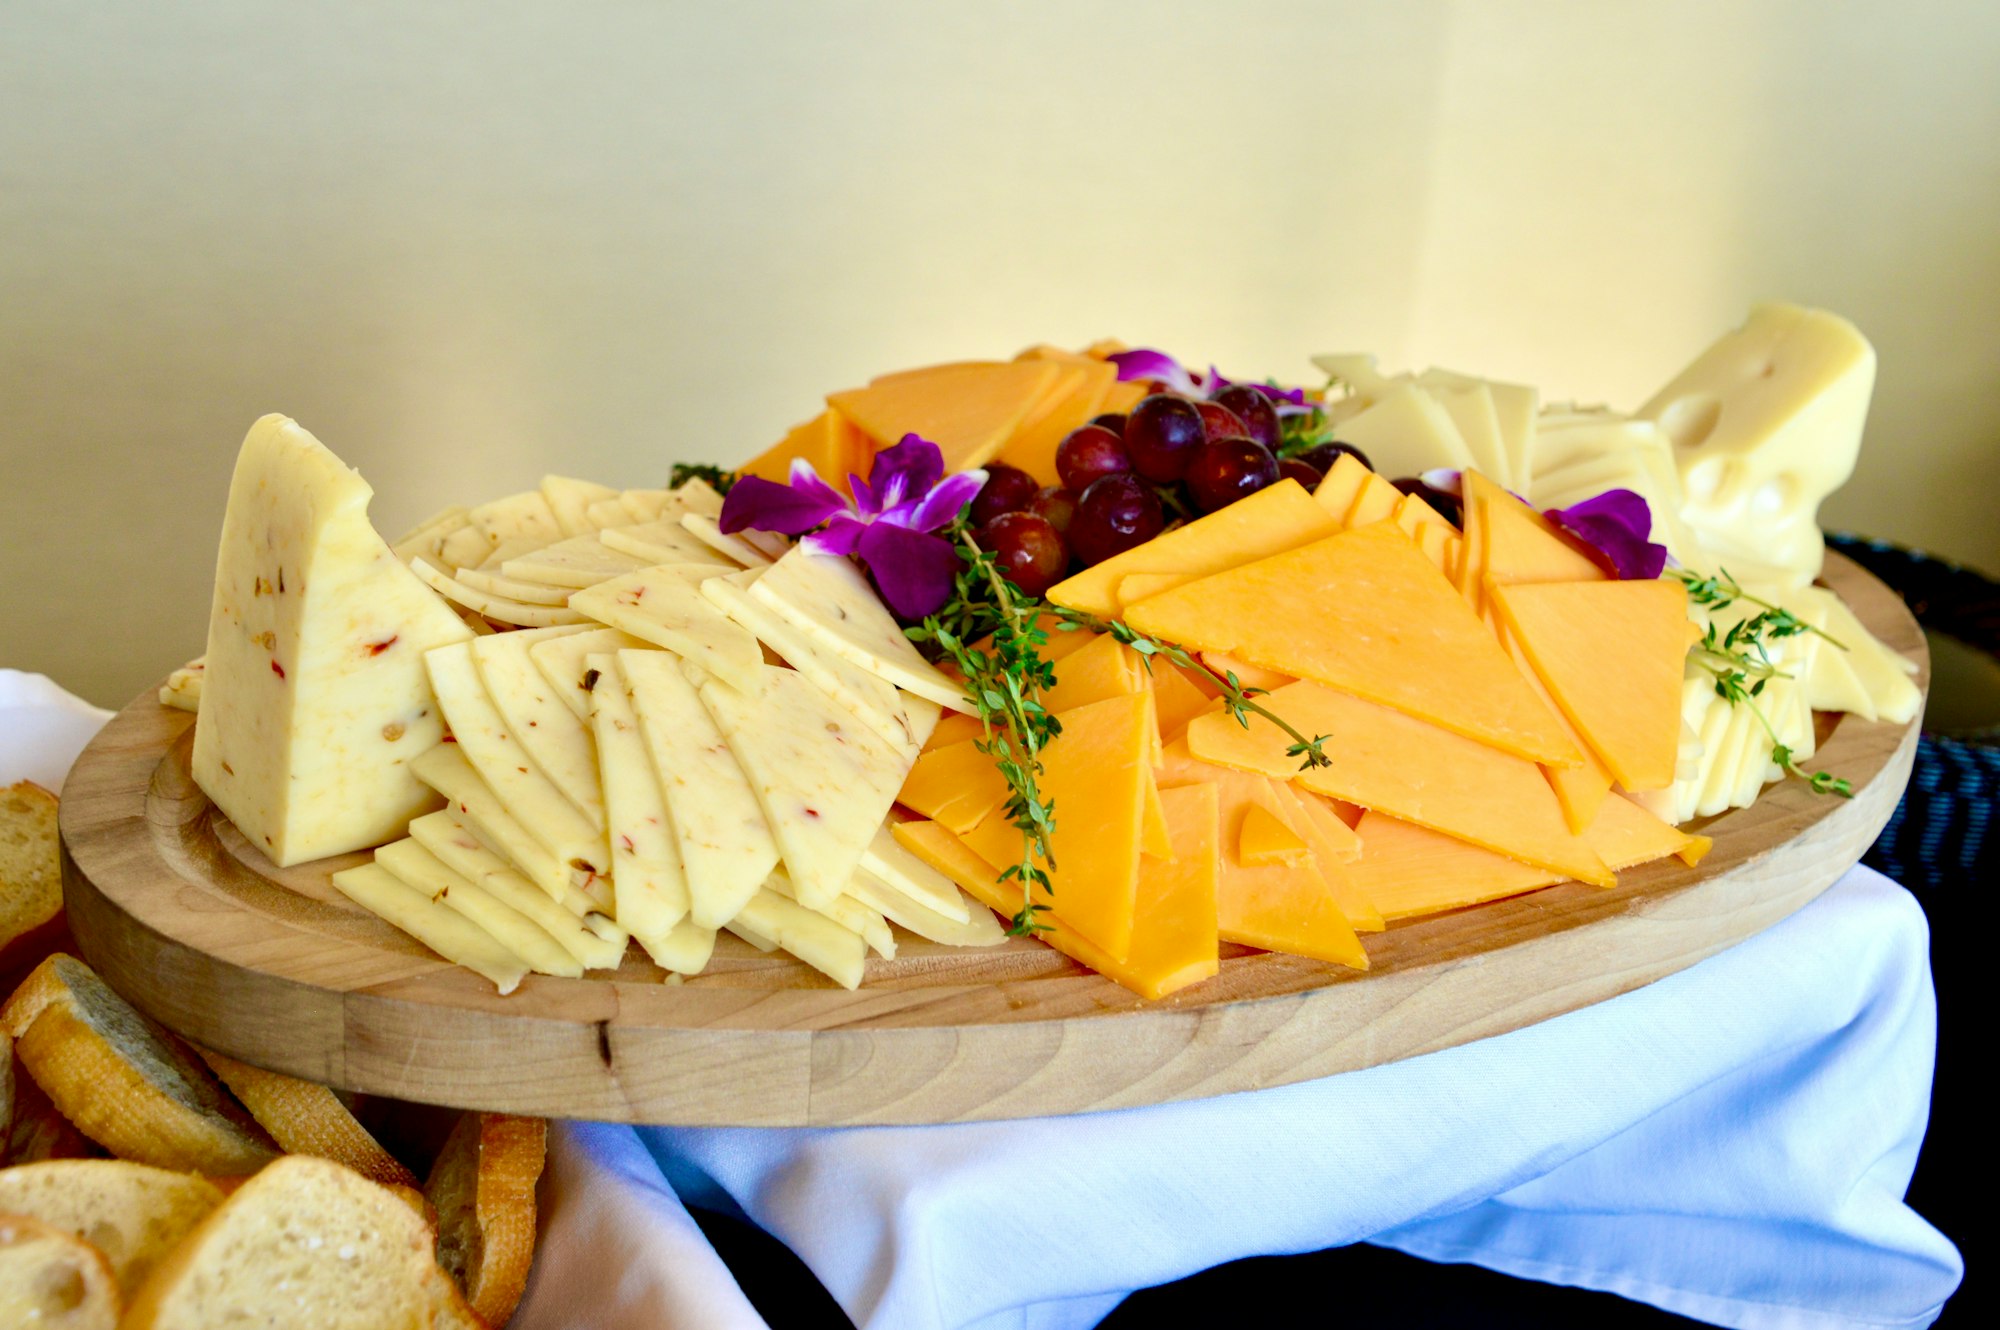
[1,956,277,1174]
[426,1112,546,1328]
[121,1156,442,1330]
[0,1160,222,1295]
[0,1209,121,1328]
[193,1047,419,1189]
[0,782,69,983]
[3,1042,99,1166]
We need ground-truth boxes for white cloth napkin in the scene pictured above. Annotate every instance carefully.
[0,669,114,791]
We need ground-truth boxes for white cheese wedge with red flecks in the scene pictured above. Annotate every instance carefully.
[635,918,717,975]
[499,533,649,590]
[468,625,605,830]
[329,862,527,994]
[406,810,627,970]
[410,743,608,909]
[375,837,583,978]
[597,519,736,568]
[585,650,692,944]
[528,627,651,721]
[731,887,868,990]
[190,415,474,866]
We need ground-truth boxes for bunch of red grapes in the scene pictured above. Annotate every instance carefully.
[966,384,1380,598]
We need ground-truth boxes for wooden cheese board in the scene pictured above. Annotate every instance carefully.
[59,552,1924,1127]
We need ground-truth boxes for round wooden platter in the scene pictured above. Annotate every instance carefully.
[61,553,1925,1127]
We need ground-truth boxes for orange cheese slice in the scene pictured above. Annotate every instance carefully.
[1185,681,1614,886]
[1456,472,1495,615]
[1346,810,1560,921]
[1491,578,1688,792]
[1239,802,1309,866]
[1416,523,1462,581]
[1579,792,1694,870]
[1141,766,1173,859]
[1125,522,1582,767]
[740,410,874,494]
[1150,661,1220,743]
[1393,490,1455,540]
[897,737,1009,834]
[869,359,1000,383]
[1046,479,1336,619]
[1495,615,1613,834]
[1099,380,1147,414]
[1200,651,1296,694]
[828,361,1061,472]
[1311,452,1373,522]
[1676,834,1714,868]
[993,360,1118,485]
[1475,473,1604,586]
[922,711,985,753]
[1267,781,1380,931]
[1343,471,1403,529]
[1041,633,1148,714]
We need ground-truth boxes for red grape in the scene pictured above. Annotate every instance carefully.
[1071,474,1165,565]
[1277,457,1324,489]
[1029,485,1077,535]
[971,464,1039,526]
[980,511,1069,598]
[1194,400,1250,442]
[1124,394,1206,482]
[1300,441,1372,474]
[1390,476,1463,527]
[1186,436,1279,513]
[1212,385,1280,450]
[1056,424,1131,492]
[1089,412,1129,437]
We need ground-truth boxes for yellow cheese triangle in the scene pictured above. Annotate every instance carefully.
[993,361,1118,485]
[1492,579,1688,792]
[1477,477,1605,585]
[1272,784,1382,932]
[1200,651,1296,693]
[1311,452,1373,522]
[1494,615,1614,834]
[1580,792,1695,870]
[1141,768,1173,859]
[1239,802,1309,866]
[1344,472,1403,529]
[827,361,1061,472]
[1185,682,1614,887]
[1150,662,1219,744]
[1346,811,1560,921]
[1125,522,1582,767]
[737,410,873,494]
[1099,379,1147,414]
[896,737,1009,833]
[1041,633,1148,713]
[1046,479,1337,619]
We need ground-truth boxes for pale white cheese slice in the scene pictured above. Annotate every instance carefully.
[425,642,607,874]
[858,825,969,921]
[329,862,528,994]
[587,498,638,529]
[672,477,727,520]
[410,744,599,905]
[619,488,678,522]
[1432,383,1510,489]
[412,559,592,628]
[190,415,473,866]
[1800,589,1922,723]
[682,513,789,566]
[391,506,472,567]
[731,888,868,989]
[159,658,205,714]
[469,626,606,830]
[586,651,692,943]
[597,520,736,567]
[407,810,627,969]
[764,869,895,959]
[693,663,908,913]
[451,565,574,607]
[847,867,1005,948]
[470,490,564,550]
[528,627,652,720]
[570,565,764,687]
[437,523,498,573]
[620,650,777,929]
[502,534,650,590]
[747,546,973,711]
[636,918,717,975]
[541,475,621,537]
[375,838,584,978]
[1334,383,1476,480]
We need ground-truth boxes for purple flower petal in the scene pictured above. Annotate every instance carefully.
[1206,366,1309,406]
[900,469,987,533]
[1418,468,1462,497]
[788,457,847,509]
[867,434,944,512]
[718,474,847,536]
[858,521,963,620]
[1108,349,1201,397]
[1545,489,1668,580]
[803,512,868,557]
[849,472,882,518]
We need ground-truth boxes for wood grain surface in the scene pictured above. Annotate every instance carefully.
[58,553,1927,1126]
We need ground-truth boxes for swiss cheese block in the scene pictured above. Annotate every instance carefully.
[570,564,764,687]
[1185,682,1614,886]
[1492,579,1688,792]
[827,361,1061,471]
[468,626,605,830]
[1310,452,1373,522]
[1046,479,1336,619]
[695,664,908,912]
[748,546,972,711]
[328,863,528,994]
[191,416,474,866]
[1125,522,1581,767]
[1345,811,1560,921]
[586,651,693,942]
[992,359,1117,484]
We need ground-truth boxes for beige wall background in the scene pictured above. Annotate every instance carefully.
[4,0,1997,707]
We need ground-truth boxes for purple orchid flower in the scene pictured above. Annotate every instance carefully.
[1109,347,1314,414]
[719,434,985,619]
[1544,490,1668,580]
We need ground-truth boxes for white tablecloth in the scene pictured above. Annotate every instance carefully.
[1,671,1962,1329]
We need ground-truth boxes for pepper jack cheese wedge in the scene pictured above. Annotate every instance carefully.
[468,626,606,830]
[584,651,692,944]
[570,564,763,687]
[328,863,529,994]
[406,811,627,970]
[374,839,584,978]
[748,547,972,711]
[191,415,474,866]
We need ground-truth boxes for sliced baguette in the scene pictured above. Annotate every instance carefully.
[0,1159,222,1295]
[193,1047,419,1189]
[1,955,277,1174]
[0,782,69,982]
[3,1044,99,1166]
[0,1209,121,1328]
[426,1112,546,1328]
[121,1155,442,1330]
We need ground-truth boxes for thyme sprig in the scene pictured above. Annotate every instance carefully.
[1671,567,1853,798]
[668,462,738,495]
[906,521,1334,933]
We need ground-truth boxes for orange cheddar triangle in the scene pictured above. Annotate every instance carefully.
[897,737,1009,834]
[828,361,1061,472]
[1456,472,1494,614]
[1491,578,1688,792]
[1046,479,1337,619]
[1185,681,1614,887]
[1311,452,1373,522]
[1344,471,1402,529]
[921,711,985,753]
[1239,802,1309,866]
[1475,473,1605,586]
[1125,522,1582,767]
[740,410,874,495]
[993,360,1117,485]
[1346,810,1560,921]
[1269,783,1381,931]
[1150,662,1220,744]
[1099,379,1147,414]
[1041,633,1147,714]
[1141,768,1173,860]
[1580,792,1694,870]
[1495,615,1614,834]
[1200,651,1296,694]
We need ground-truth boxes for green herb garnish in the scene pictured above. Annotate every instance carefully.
[668,462,739,495]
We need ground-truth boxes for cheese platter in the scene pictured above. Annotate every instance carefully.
[56,309,1930,1125]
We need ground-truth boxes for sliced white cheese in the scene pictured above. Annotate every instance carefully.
[748,546,973,711]
[732,888,868,989]
[764,870,894,958]
[437,523,496,573]
[620,650,777,928]
[1800,588,1923,723]
[598,519,736,567]
[586,651,692,942]
[636,918,717,975]
[1325,383,1475,481]
[693,663,908,913]
[411,742,578,901]
[479,532,559,571]
[408,810,627,969]
[425,642,607,873]
[469,490,564,551]
[390,506,472,567]
[412,559,591,628]
[619,488,678,522]
[898,692,944,751]
[683,512,789,566]
[527,627,652,720]
[451,565,574,607]
[1432,383,1510,489]
[847,867,1006,947]
[502,534,650,590]
[542,475,621,537]
[858,825,969,921]
[375,838,584,977]
[672,477,727,519]
[469,625,606,829]
[587,498,638,529]
[570,565,764,687]
[727,919,780,953]
[159,658,205,713]
[329,862,528,994]
[190,415,473,866]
